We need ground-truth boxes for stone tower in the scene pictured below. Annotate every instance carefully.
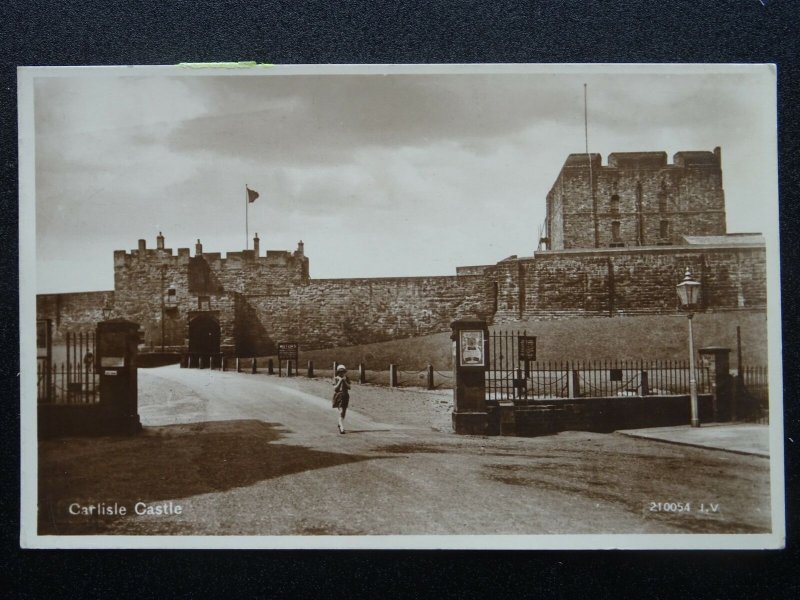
[545,147,726,250]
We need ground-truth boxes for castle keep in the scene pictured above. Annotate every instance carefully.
[546,148,726,250]
[37,148,767,356]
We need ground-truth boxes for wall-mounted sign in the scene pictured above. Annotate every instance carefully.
[459,330,485,367]
[278,342,299,361]
[518,335,537,361]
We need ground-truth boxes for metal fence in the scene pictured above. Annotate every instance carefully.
[739,365,769,423]
[486,330,711,401]
[37,330,99,404]
[487,359,712,401]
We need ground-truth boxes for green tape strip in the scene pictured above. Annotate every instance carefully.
[177,61,274,69]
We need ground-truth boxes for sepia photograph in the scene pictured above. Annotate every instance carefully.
[18,63,784,549]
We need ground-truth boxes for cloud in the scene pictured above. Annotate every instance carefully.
[164,74,593,165]
[31,68,777,292]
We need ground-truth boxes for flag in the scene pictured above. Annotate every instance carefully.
[246,186,259,203]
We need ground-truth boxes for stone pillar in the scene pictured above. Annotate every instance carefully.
[698,347,732,422]
[451,318,489,435]
[96,319,142,434]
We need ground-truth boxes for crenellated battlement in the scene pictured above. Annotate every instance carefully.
[561,147,721,171]
[114,234,307,271]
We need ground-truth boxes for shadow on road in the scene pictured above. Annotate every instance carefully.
[38,419,387,535]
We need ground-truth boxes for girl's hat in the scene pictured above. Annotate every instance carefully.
[337,365,347,372]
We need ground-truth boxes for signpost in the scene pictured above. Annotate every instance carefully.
[518,336,537,361]
[277,342,299,377]
[518,335,536,378]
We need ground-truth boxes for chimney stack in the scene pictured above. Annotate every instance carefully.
[138,239,146,253]
[253,233,260,256]
[195,239,203,255]
[157,231,165,250]
[296,240,304,256]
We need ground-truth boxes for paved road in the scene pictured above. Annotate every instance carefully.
[38,365,772,538]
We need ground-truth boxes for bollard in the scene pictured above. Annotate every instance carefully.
[389,364,398,388]
[427,364,434,390]
[333,362,338,381]
[251,357,257,374]
[359,362,366,384]
[307,360,314,378]
[268,358,274,375]
[221,355,226,371]
[188,355,193,369]
[199,356,204,369]
[640,370,649,396]
[236,357,241,373]
[208,354,213,370]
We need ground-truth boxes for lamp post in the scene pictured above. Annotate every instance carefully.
[161,265,166,352]
[676,267,701,427]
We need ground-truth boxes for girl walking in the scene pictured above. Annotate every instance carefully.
[332,364,351,434]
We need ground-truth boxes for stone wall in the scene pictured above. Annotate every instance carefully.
[490,243,767,321]
[36,233,767,355]
[234,274,495,355]
[37,291,114,342]
[490,394,715,437]
[36,145,769,355]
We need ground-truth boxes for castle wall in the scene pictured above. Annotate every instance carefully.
[36,291,114,342]
[489,244,766,321]
[36,240,767,354]
[234,275,495,355]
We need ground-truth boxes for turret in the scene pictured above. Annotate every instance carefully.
[195,239,203,255]
[253,233,260,256]
[157,232,165,250]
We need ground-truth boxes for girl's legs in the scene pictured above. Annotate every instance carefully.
[338,406,346,433]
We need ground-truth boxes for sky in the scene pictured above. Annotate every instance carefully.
[30,65,777,293]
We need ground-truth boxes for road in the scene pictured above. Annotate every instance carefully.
[38,365,772,537]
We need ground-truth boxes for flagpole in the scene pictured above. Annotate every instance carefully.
[584,83,599,248]
[245,184,249,250]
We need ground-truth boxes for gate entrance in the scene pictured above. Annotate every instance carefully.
[188,314,220,355]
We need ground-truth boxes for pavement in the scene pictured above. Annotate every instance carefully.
[617,423,770,458]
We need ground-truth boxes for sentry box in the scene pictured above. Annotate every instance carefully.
[95,319,142,433]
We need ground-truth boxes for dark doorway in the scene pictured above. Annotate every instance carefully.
[189,315,220,355]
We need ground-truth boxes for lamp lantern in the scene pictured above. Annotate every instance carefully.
[676,267,702,427]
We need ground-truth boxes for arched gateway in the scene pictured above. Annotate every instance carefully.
[188,314,220,355]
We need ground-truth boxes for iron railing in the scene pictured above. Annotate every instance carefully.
[37,331,98,404]
[486,330,711,401]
